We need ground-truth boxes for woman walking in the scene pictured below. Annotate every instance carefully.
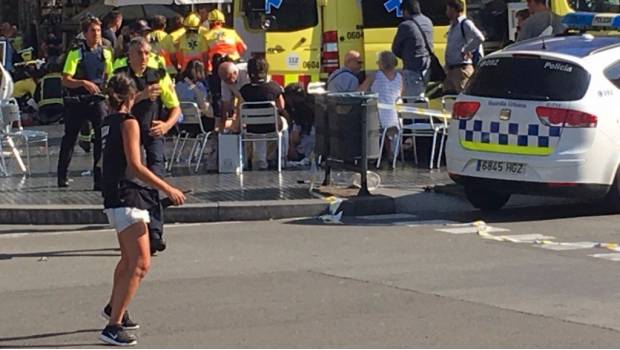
[99,73,186,346]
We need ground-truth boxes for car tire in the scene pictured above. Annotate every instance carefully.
[605,169,620,212]
[464,185,511,211]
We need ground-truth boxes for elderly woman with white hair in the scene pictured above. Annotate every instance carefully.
[359,51,403,163]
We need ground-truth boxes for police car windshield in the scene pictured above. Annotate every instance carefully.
[361,0,449,28]
[569,0,620,12]
[464,56,591,101]
[243,0,318,32]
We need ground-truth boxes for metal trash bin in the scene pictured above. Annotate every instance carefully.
[307,83,328,158]
[326,92,381,162]
[317,92,381,196]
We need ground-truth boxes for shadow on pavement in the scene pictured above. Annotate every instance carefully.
[463,202,617,224]
[283,192,618,227]
[0,226,109,235]
[0,328,101,348]
[0,247,119,260]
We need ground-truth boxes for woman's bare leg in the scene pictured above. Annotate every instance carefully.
[109,222,151,325]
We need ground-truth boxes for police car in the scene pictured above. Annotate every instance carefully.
[446,13,620,210]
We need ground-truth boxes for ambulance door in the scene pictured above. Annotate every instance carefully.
[334,0,364,69]
[240,0,322,87]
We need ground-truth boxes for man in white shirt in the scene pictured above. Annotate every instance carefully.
[444,0,485,94]
[218,61,249,131]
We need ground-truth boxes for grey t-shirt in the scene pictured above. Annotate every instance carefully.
[516,11,567,41]
[327,67,359,93]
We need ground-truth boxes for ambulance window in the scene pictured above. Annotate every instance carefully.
[242,0,318,32]
[605,62,620,89]
[465,57,591,101]
[361,0,449,29]
[569,0,620,12]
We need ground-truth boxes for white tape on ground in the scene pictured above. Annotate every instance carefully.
[535,241,599,251]
[377,103,451,120]
[435,226,510,235]
[480,233,555,243]
[590,253,620,261]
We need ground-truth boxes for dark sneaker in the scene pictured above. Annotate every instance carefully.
[151,238,167,253]
[57,177,69,188]
[99,325,137,346]
[101,304,140,330]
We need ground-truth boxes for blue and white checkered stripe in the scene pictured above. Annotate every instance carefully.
[458,120,562,148]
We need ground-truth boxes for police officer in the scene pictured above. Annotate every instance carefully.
[113,20,167,74]
[113,37,181,255]
[58,16,113,189]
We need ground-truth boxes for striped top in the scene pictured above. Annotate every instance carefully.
[371,70,402,129]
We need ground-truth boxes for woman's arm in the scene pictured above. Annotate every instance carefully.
[122,118,185,205]
[193,81,209,114]
[358,72,375,92]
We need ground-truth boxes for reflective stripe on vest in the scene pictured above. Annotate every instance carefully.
[38,73,64,108]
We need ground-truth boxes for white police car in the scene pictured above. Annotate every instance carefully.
[446,13,620,210]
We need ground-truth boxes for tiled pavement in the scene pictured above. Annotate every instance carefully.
[0,125,453,206]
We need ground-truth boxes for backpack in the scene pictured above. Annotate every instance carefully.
[460,19,483,66]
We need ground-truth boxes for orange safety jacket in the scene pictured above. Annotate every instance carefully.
[204,26,247,72]
[173,30,210,72]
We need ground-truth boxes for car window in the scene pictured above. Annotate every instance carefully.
[465,56,591,101]
[242,0,319,32]
[605,61,620,89]
[569,0,620,13]
[361,0,449,28]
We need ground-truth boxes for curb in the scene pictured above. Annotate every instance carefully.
[0,195,397,225]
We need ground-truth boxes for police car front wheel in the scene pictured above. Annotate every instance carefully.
[464,186,511,211]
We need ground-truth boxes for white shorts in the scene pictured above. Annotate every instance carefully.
[104,207,151,233]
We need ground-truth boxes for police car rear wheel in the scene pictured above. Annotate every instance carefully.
[605,169,620,212]
[464,186,511,211]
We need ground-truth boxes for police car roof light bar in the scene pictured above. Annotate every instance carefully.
[562,12,620,31]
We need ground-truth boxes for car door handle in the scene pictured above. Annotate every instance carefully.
[267,45,285,54]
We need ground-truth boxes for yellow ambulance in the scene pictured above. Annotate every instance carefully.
[233,0,575,87]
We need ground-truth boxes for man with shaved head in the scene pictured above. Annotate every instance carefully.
[327,50,363,92]
[218,60,250,130]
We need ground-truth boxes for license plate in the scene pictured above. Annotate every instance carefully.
[476,160,526,175]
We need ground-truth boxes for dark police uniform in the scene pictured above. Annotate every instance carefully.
[113,62,179,250]
[58,41,113,188]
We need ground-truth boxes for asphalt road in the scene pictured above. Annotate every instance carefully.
[2,194,620,348]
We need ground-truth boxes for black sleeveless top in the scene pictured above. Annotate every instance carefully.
[102,113,158,210]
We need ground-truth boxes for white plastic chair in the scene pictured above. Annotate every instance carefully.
[239,101,283,173]
[0,98,50,175]
[392,96,450,169]
[168,101,213,173]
